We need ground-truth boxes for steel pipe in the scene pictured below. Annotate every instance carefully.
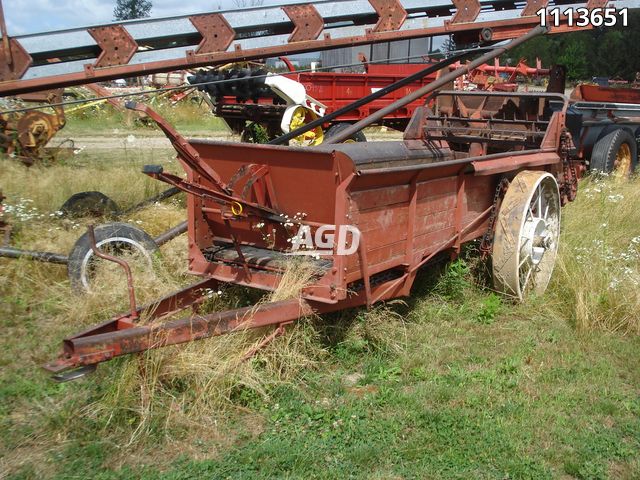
[153,221,188,246]
[0,246,68,264]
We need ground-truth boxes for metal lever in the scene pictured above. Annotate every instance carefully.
[125,101,231,195]
[87,225,139,320]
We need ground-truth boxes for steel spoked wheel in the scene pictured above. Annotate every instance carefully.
[492,171,561,301]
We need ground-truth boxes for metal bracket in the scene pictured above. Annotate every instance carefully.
[51,365,97,383]
[283,5,324,42]
[0,37,31,82]
[190,14,236,54]
[369,0,407,32]
[88,25,137,68]
[449,0,481,24]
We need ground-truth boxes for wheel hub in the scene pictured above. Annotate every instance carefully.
[522,216,551,266]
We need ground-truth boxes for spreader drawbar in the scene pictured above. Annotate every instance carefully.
[1,0,638,95]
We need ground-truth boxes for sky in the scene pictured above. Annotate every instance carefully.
[3,0,287,35]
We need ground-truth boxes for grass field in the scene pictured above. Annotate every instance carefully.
[1,106,639,479]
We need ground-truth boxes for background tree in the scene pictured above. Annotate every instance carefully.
[508,11,640,81]
[114,0,152,21]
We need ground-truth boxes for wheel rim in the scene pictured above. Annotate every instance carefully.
[80,237,153,292]
[613,142,632,178]
[288,106,323,146]
[492,172,561,300]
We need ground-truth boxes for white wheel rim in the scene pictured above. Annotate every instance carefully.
[80,236,153,292]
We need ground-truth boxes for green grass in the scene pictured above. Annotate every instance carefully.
[1,111,640,478]
[5,283,638,479]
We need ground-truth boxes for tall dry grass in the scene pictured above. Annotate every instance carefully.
[85,257,328,444]
[0,153,175,215]
[549,175,640,334]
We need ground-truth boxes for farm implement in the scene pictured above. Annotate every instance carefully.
[43,27,582,380]
[0,0,637,380]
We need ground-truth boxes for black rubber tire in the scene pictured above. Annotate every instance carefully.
[60,191,119,218]
[590,128,638,175]
[67,222,159,293]
[325,122,367,143]
[480,27,493,43]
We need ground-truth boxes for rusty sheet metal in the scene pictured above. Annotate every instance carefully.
[45,264,411,374]
[45,84,577,376]
[1,89,65,163]
[283,5,324,42]
[0,0,626,96]
[471,151,561,175]
[45,298,312,372]
[449,0,481,23]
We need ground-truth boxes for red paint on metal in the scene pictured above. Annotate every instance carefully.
[571,84,640,104]
[45,87,577,375]
[0,37,31,81]
[216,63,440,130]
[449,0,481,24]
[0,15,588,96]
[87,225,139,320]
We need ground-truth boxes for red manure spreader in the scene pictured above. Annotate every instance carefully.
[44,29,582,380]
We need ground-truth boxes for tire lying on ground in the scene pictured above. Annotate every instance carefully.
[590,128,638,177]
[67,222,159,293]
[325,122,367,143]
[59,191,119,218]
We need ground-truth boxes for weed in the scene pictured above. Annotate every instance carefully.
[549,175,640,333]
[433,258,471,301]
[474,293,502,324]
